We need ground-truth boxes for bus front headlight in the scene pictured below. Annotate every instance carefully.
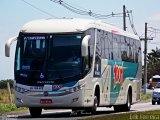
[64,83,85,93]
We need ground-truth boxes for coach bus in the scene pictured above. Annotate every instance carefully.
[5,18,142,117]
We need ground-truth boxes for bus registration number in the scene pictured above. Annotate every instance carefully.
[40,99,52,104]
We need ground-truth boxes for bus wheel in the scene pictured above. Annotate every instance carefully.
[90,96,98,114]
[29,107,42,118]
[123,92,131,111]
[71,109,82,115]
[152,100,155,105]
[113,105,120,112]
[114,92,131,112]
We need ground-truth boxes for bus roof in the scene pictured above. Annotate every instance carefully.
[152,75,160,78]
[21,18,140,40]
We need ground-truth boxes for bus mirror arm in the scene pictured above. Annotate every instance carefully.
[81,35,91,57]
[5,36,17,57]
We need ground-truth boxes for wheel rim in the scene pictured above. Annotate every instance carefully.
[91,96,98,114]
[127,94,131,109]
[95,99,98,109]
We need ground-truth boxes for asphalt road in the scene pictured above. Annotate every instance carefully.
[1,101,160,120]
[0,89,156,120]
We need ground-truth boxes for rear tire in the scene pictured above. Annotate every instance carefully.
[114,92,131,112]
[29,107,42,118]
[123,92,131,111]
[113,105,122,112]
[152,100,155,105]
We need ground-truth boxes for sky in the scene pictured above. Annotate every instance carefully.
[0,0,160,80]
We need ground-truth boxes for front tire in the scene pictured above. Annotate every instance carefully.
[29,107,42,118]
[90,96,98,114]
[158,102,160,105]
[152,100,155,105]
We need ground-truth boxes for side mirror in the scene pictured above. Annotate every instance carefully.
[5,36,17,57]
[81,35,91,57]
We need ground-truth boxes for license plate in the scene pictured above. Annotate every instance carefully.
[40,99,52,104]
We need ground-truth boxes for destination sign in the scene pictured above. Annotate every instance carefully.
[24,36,45,40]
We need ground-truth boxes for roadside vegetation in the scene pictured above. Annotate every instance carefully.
[0,80,14,104]
[0,80,27,114]
[147,48,160,80]
[83,110,160,120]
[140,92,152,101]
[0,104,27,114]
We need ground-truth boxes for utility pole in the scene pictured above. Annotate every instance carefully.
[123,5,126,31]
[7,82,12,104]
[144,22,148,94]
[141,22,153,94]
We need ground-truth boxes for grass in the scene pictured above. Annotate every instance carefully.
[0,88,28,114]
[140,93,152,101]
[0,104,27,115]
[0,89,14,104]
[83,110,160,120]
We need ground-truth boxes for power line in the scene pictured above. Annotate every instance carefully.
[141,28,160,40]
[148,42,160,45]
[146,26,160,39]
[127,11,138,35]
[51,0,138,36]
[148,27,160,33]
[21,0,58,18]
[50,0,127,19]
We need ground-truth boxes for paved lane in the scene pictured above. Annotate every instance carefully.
[2,101,160,120]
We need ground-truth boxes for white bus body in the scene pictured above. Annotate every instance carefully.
[5,18,142,117]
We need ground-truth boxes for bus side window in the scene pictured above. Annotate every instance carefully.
[16,46,21,70]
[112,34,120,61]
[136,41,141,63]
[107,32,113,60]
[121,36,128,61]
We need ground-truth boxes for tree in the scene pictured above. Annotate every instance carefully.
[0,79,13,89]
[147,48,160,80]
[147,48,160,63]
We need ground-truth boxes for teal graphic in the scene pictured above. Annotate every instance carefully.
[108,60,138,104]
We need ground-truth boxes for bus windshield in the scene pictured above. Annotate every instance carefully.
[155,83,160,88]
[152,78,160,82]
[47,34,82,81]
[15,33,84,85]
[20,36,46,70]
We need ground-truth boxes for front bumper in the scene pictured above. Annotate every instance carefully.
[152,97,160,102]
[14,90,84,108]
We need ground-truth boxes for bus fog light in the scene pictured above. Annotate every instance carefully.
[73,87,77,92]
[72,97,79,102]
[69,88,73,93]
[15,86,21,92]
[17,98,23,103]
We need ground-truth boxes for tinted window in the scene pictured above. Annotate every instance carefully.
[47,34,83,80]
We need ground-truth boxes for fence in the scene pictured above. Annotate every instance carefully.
[0,80,14,104]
